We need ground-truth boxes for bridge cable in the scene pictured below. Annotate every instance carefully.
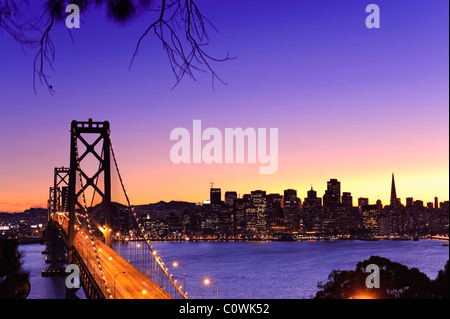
[108,130,187,299]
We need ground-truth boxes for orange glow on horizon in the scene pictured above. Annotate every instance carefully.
[0,138,448,213]
[349,294,376,299]
[0,165,448,213]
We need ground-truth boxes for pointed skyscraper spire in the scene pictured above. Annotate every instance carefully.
[390,173,397,206]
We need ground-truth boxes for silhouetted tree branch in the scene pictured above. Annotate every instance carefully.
[129,0,234,90]
[0,0,234,95]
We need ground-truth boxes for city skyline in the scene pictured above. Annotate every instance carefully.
[4,173,447,241]
[1,172,448,213]
[202,174,448,209]
[1,0,448,212]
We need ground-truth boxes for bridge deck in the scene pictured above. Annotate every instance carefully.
[61,221,171,299]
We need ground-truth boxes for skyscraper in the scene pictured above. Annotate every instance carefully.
[303,186,323,233]
[323,179,341,208]
[243,194,252,203]
[305,186,322,206]
[376,199,382,211]
[327,179,341,198]
[283,189,300,215]
[234,198,247,236]
[245,206,258,236]
[283,189,301,232]
[342,192,353,207]
[390,173,397,207]
[283,189,298,205]
[358,197,369,207]
[389,173,404,234]
[210,188,221,205]
[251,190,268,235]
[362,205,379,235]
[267,193,283,209]
[406,197,413,207]
[225,191,237,206]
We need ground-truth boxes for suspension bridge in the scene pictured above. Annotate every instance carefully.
[43,118,187,299]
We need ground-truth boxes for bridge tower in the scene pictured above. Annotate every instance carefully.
[53,167,70,214]
[67,118,113,263]
[48,187,56,220]
[45,167,70,272]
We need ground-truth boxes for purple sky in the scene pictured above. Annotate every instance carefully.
[0,0,448,212]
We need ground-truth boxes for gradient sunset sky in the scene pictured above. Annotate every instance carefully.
[0,0,448,212]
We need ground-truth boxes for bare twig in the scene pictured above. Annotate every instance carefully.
[1,0,234,94]
[33,7,56,95]
[129,0,236,90]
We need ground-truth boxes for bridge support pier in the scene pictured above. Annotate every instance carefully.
[42,222,66,277]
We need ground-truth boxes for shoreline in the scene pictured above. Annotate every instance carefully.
[112,235,449,243]
[14,235,448,245]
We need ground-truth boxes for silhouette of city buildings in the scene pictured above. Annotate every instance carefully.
[130,175,449,240]
[2,175,448,242]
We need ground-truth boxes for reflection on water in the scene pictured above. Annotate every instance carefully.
[19,244,85,299]
[20,239,448,299]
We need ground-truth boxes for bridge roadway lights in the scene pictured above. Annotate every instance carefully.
[44,119,183,300]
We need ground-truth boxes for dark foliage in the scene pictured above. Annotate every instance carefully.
[314,255,449,299]
[432,260,449,299]
[0,239,31,299]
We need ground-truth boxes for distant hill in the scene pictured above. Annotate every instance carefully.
[132,201,197,219]
[0,208,47,226]
[0,201,197,224]
[134,200,196,210]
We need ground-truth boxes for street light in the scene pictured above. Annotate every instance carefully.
[204,278,219,299]
[113,271,126,299]
[173,261,186,294]
[131,290,147,299]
